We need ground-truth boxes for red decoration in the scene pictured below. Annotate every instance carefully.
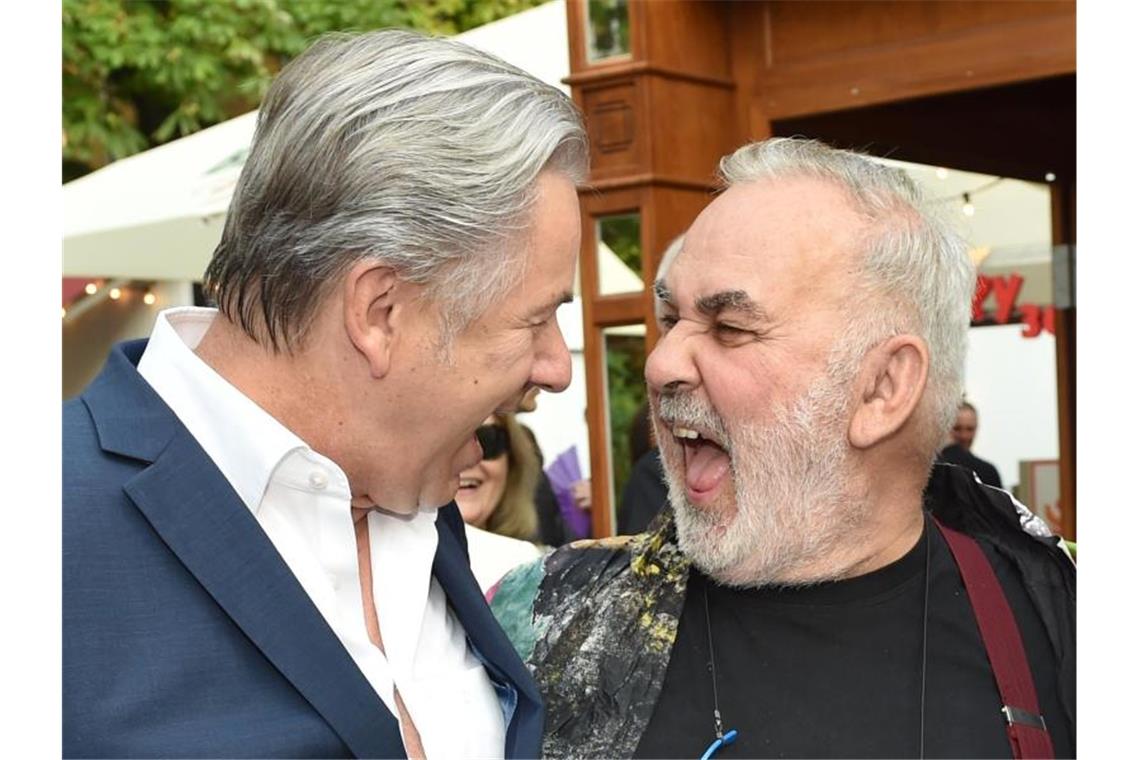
[971,273,1054,339]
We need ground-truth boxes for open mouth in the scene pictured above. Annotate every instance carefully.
[458,477,483,492]
[672,425,731,502]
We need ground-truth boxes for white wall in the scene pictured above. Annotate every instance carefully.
[963,324,1059,490]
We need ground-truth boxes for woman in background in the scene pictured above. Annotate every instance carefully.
[456,413,544,592]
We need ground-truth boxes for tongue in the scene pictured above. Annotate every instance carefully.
[685,440,730,493]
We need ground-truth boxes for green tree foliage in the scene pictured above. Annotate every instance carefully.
[63,0,545,181]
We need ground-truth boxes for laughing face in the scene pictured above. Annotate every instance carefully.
[646,176,873,587]
[455,416,511,529]
[346,171,581,512]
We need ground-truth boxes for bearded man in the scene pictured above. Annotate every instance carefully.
[490,138,1074,759]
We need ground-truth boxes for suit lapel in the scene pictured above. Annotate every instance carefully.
[87,341,533,757]
[118,403,404,758]
[432,515,544,758]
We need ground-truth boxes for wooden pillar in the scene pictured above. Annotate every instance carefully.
[565,0,740,536]
[1051,183,1076,540]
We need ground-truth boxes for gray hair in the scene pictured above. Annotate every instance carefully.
[204,29,588,352]
[718,137,976,458]
[655,233,685,280]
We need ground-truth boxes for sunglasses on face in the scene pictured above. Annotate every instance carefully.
[475,424,510,461]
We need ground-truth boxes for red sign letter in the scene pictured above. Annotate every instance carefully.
[973,275,993,322]
[992,274,1025,325]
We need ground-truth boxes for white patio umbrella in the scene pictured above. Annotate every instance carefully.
[63,112,256,280]
[62,0,570,283]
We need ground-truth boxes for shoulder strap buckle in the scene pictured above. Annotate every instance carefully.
[1002,705,1047,731]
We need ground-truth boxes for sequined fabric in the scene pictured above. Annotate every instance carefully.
[491,511,689,758]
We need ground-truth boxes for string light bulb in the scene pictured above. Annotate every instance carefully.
[935,167,949,180]
[961,193,975,217]
[62,307,67,319]
[1045,172,1056,182]
[109,287,122,301]
[84,282,98,295]
[143,291,157,306]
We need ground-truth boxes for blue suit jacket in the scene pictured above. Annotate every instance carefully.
[63,340,544,758]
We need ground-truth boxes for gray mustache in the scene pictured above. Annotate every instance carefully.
[655,393,731,447]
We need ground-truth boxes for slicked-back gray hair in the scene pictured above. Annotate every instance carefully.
[718,137,976,460]
[204,28,587,352]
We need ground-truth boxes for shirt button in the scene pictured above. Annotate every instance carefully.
[309,470,328,490]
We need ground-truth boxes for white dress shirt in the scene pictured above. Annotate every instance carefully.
[137,307,506,759]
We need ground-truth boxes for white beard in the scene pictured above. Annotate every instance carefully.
[657,359,870,588]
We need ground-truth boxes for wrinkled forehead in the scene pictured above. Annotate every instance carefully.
[657,179,865,310]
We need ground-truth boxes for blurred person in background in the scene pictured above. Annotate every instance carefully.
[63,28,586,759]
[617,400,667,535]
[938,399,1003,488]
[457,414,545,591]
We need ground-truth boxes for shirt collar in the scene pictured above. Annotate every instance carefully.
[137,306,315,514]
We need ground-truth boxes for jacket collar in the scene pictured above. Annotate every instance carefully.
[82,339,544,757]
[84,339,405,758]
[83,339,179,463]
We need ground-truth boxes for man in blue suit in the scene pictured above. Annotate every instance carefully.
[63,29,587,758]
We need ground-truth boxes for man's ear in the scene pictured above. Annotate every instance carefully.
[342,260,401,379]
[848,334,930,450]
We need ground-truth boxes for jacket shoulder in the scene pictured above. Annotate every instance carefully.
[491,536,634,661]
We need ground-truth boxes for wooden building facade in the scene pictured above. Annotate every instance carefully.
[564,0,1077,539]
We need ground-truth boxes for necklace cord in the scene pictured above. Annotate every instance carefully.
[704,578,724,740]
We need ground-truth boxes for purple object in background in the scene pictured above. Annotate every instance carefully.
[545,446,590,540]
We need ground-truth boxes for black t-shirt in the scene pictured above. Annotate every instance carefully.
[634,521,1073,759]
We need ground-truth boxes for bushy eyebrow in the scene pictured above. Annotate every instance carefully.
[696,289,770,323]
[653,280,673,305]
[528,289,574,318]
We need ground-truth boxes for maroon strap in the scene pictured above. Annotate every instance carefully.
[933,518,1055,759]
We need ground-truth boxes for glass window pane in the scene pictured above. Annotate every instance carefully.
[602,324,647,527]
[586,0,631,63]
[597,212,643,295]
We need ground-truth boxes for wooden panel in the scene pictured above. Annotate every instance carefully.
[580,79,649,180]
[565,60,733,88]
[728,0,774,144]
[645,75,737,184]
[565,0,589,73]
[753,4,1075,119]
[593,296,645,326]
[642,0,732,78]
[587,173,718,193]
[766,1,1073,66]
